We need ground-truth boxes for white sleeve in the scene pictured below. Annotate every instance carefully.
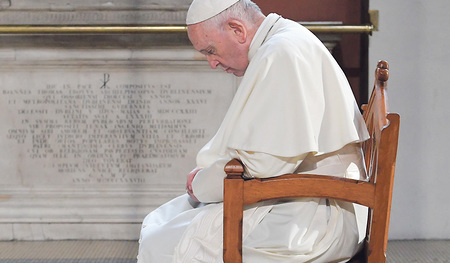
[236,150,308,179]
[191,151,309,203]
[191,158,230,203]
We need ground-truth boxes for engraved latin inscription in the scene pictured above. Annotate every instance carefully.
[0,70,233,186]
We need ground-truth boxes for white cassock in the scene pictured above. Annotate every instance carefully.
[138,14,370,263]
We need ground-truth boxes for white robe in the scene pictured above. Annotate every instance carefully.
[138,14,370,263]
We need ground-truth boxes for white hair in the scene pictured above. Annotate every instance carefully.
[202,0,263,30]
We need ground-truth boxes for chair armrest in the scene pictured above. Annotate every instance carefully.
[224,159,245,177]
[223,158,375,208]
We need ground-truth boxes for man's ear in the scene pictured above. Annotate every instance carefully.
[227,20,247,44]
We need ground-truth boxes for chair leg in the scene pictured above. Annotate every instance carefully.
[223,177,244,263]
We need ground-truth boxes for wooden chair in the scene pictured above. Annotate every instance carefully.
[223,60,400,263]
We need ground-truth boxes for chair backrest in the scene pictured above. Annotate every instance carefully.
[362,60,391,180]
[358,60,400,262]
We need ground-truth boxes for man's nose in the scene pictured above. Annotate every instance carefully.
[206,56,220,69]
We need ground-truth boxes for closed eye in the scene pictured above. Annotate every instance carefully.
[200,46,216,55]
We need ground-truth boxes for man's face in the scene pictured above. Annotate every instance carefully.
[188,22,249,77]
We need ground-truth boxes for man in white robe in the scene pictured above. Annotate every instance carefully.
[138,0,370,262]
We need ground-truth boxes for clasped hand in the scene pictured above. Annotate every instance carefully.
[186,167,201,202]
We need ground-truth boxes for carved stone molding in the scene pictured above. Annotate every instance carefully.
[0,0,11,9]
[0,0,192,25]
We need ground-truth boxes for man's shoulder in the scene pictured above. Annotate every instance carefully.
[258,20,328,60]
[258,32,316,61]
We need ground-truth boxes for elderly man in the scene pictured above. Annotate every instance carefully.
[138,0,369,262]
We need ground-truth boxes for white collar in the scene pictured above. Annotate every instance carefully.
[248,13,282,61]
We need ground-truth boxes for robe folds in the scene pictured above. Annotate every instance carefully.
[138,13,370,263]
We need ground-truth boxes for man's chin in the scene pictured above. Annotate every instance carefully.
[232,71,245,77]
[223,67,245,77]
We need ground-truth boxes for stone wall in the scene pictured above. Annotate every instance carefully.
[0,0,340,240]
[0,0,239,240]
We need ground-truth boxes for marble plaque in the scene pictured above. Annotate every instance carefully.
[0,63,234,189]
[0,48,236,240]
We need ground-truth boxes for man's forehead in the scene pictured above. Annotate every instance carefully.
[187,24,204,43]
[188,24,212,51]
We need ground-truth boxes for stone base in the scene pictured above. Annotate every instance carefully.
[0,186,183,240]
[0,223,140,241]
